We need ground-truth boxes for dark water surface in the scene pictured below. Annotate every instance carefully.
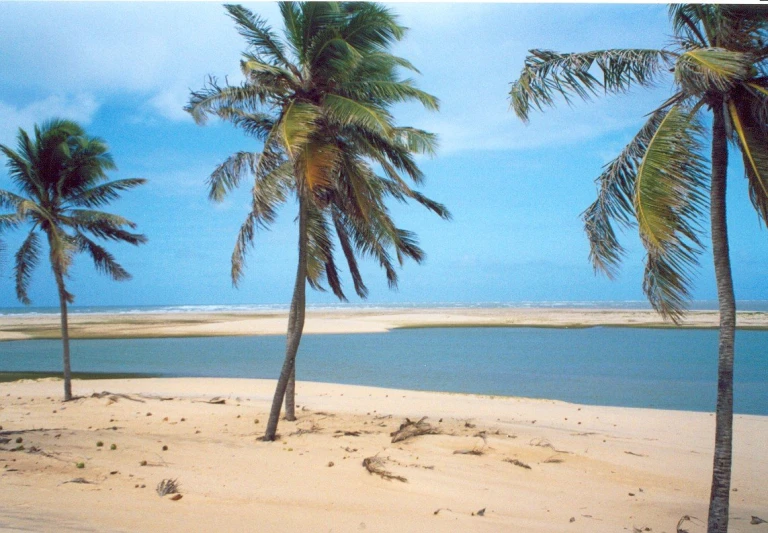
[2,327,766,414]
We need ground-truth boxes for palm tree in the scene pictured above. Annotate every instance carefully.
[509,6,767,532]
[0,119,146,401]
[186,3,448,441]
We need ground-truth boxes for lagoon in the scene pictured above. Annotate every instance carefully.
[2,327,766,414]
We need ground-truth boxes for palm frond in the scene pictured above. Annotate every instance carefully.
[510,49,673,122]
[186,80,274,125]
[66,210,146,245]
[73,233,131,281]
[332,209,368,298]
[674,48,753,95]
[728,93,768,226]
[634,104,709,319]
[208,152,260,202]
[323,94,393,136]
[14,230,41,305]
[279,100,321,161]
[225,4,293,69]
[67,178,146,208]
[582,108,671,278]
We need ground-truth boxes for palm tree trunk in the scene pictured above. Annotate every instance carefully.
[707,102,736,533]
[53,265,73,402]
[284,358,296,421]
[264,195,307,440]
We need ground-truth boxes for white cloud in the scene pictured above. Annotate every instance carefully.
[0,94,100,146]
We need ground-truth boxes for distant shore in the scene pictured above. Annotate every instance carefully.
[2,307,768,341]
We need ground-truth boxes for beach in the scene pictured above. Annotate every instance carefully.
[2,307,768,341]
[2,308,767,531]
[1,377,766,532]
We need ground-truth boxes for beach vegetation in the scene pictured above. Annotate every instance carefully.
[509,6,768,531]
[186,2,447,440]
[0,120,147,401]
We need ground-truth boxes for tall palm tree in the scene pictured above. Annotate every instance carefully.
[187,3,448,441]
[509,6,767,532]
[0,119,146,401]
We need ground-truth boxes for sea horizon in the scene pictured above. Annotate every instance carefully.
[4,299,768,317]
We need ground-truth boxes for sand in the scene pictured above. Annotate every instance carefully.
[1,377,766,532]
[2,307,768,341]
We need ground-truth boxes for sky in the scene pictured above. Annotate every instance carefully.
[1,2,767,309]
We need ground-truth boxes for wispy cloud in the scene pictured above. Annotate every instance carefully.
[0,94,100,145]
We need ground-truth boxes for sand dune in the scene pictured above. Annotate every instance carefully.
[0,378,765,532]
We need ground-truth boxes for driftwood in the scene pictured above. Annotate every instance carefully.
[90,391,145,403]
[362,456,407,483]
[390,417,439,443]
[676,515,703,533]
[503,458,531,469]
[193,397,226,405]
[454,448,484,456]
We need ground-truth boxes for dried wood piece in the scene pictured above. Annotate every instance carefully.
[503,458,531,469]
[390,417,439,443]
[90,391,145,403]
[454,448,484,456]
[362,456,407,483]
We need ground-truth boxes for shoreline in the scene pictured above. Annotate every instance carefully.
[1,377,766,532]
[2,307,768,341]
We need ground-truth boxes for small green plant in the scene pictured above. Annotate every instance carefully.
[15,437,22,444]
[96,441,104,447]
[76,462,85,469]
[110,444,117,450]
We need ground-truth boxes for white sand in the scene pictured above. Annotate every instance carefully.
[1,378,765,532]
[1,307,767,341]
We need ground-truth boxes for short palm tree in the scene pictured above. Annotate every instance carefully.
[187,3,448,441]
[0,119,146,401]
[510,5,767,532]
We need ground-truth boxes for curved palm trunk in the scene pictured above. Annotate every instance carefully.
[707,104,736,533]
[264,196,307,440]
[52,265,73,402]
[284,359,296,421]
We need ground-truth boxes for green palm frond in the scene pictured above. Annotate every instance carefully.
[582,108,671,278]
[323,94,393,136]
[66,210,146,245]
[674,48,753,95]
[332,209,368,298]
[634,104,709,320]
[728,93,768,226]
[510,49,674,122]
[225,4,293,69]
[279,101,321,161]
[14,230,41,305]
[67,178,146,208]
[73,233,131,281]
[341,80,439,111]
[186,81,275,125]
[208,152,260,202]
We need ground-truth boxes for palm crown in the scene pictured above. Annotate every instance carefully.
[510,5,768,320]
[186,2,449,300]
[0,119,146,304]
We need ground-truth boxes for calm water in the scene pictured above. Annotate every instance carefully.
[2,327,766,415]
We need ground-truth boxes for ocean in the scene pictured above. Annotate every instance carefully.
[3,299,768,316]
[2,326,766,415]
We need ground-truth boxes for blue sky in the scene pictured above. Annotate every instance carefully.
[1,2,766,308]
